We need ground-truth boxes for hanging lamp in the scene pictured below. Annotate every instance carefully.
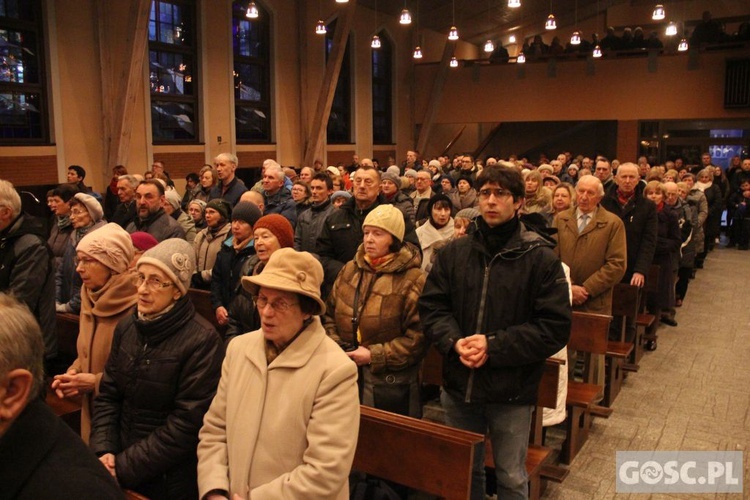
[246,2,259,19]
[652,4,666,21]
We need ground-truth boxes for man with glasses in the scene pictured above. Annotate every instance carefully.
[419,166,570,500]
[411,170,435,224]
[316,165,420,292]
[126,180,186,242]
[451,154,479,184]
[0,179,57,370]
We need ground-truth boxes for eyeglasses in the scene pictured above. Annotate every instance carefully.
[256,294,298,312]
[131,273,174,290]
[478,188,513,199]
[74,256,99,268]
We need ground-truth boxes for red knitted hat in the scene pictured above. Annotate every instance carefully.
[253,214,294,249]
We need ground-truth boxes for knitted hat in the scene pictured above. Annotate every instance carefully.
[231,201,262,226]
[253,214,294,249]
[331,190,352,201]
[438,175,455,188]
[363,204,405,243]
[404,169,418,179]
[386,165,401,177]
[188,199,207,213]
[381,171,401,189]
[77,223,134,274]
[456,176,474,188]
[242,248,326,316]
[428,159,441,169]
[130,232,159,253]
[567,164,579,172]
[164,189,182,210]
[455,208,480,220]
[73,193,104,222]
[206,198,232,221]
[137,238,195,296]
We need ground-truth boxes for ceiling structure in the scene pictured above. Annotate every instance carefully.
[356,0,657,47]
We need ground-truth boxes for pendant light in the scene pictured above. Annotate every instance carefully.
[545,14,556,30]
[516,52,526,63]
[336,0,349,3]
[246,1,259,19]
[508,0,521,8]
[413,46,423,59]
[371,35,381,49]
[570,0,580,45]
[593,45,602,57]
[400,1,412,25]
[448,0,458,41]
[665,22,677,36]
[450,56,459,67]
[652,4,666,21]
[509,34,516,44]
[678,38,688,51]
[315,19,326,35]
[484,39,495,52]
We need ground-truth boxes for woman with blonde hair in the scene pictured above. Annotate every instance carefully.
[551,182,576,215]
[523,169,553,219]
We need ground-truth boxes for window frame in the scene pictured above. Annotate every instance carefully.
[325,19,353,145]
[371,30,393,145]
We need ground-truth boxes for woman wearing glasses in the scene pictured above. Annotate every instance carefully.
[198,248,359,499]
[55,192,106,314]
[52,223,138,443]
[89,238,224,500]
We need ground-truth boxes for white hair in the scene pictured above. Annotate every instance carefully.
[0,179,22,218]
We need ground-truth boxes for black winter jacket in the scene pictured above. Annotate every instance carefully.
[601,184,658,282]
[294,198,335,253]
[0,214,57,359]
[210,237,257,311]
[90,297,224,500]
[418,220,571,405]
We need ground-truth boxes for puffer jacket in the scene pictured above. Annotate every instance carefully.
[210,236,257,311]
[90,297,224,500]
[418,220,571,406]
[192,222,230,288]
[0,214,57,359]
[382,191,416,225]
[294,198,335,253]
[224,255,261,343]
[48,217,74,270]
[323,243,426,374]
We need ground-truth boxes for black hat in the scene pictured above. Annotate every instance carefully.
[231,201,262,226]
[206,199,232,221]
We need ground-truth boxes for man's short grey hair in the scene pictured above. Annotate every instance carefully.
[0,293,44,400]
[0,179,22,218]
[214,153,238,165]
[118,175,139,189]
[263,159,280,170]
[576,174,605,196]
[265,164,285,182]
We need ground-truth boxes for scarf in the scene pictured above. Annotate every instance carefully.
[655,201,665,212]
[57,215,72,229]
[364,252,397,271]
[616,188,636,207]
[695,181,711,192]
[478,216,519,255]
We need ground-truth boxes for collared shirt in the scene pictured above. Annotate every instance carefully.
[575,207,597,232]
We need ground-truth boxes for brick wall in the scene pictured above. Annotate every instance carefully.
[237,151,276,168]
[616,121,639,163]
[0,156,58,186]
[327,150,355,167]
[153,152,206,179]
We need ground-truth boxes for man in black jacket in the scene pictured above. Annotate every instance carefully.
[419,167,571,500]
[315,165,420,292]
[0,180,57,369]
[600,162,658,340]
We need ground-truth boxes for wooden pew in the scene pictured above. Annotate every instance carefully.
[637,264,661,349]
[604,284,639,407]
[56,312,80,361]
[354,405,483,499]
[561,311,612,465]
[187,288,226,337]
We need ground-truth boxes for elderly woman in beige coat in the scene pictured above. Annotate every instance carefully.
[197,248,359,500]
[51,223,137,442]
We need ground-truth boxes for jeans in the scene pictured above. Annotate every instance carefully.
[441,391,533,500]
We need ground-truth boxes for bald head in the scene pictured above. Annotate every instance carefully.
[240,190,265,212]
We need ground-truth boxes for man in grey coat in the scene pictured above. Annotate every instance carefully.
[126,180,186,242]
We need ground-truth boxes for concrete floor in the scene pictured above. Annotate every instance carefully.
[544,246,750,499]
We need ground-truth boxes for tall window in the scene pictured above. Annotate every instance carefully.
[232,1,271,143]
[148,0,198,143]
[326,19,352,144]
[0,0,46,142]
[371,31,392,145]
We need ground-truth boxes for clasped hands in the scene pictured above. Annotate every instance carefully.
[51,369,96,398]
[454,334,488,369]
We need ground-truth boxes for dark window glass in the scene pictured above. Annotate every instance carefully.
[326,19,352,144]
[232,1,271,143]
[0,0,47,142]
[372,32,392,144]
[148,0,198,143]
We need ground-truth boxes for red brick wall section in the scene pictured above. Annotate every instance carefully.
[616,121,639,163]
[0,156,58,186]
[327,151,355,167]
[237,151,276,168]
[372,150,396,165]
[152,152,206,180]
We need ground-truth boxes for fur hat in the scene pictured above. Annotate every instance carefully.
[206,198,232,221]
[241,248,326,316]
[73,193,104,222]
[537,164,554,175]
[130,232,159,253]
[363,204,405,243]
[381,172,401,189]
[567,164,579,172]
[137,238,195,296]
[253,214,294,250]
[331,191,352,202]
[77,223,134,274]
[231,201,262,226]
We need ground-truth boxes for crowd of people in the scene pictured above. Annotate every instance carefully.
[0,146,746,499]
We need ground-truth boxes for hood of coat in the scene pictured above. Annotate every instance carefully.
[354,241,422,274]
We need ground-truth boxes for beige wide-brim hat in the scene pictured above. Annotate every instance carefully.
[242,248,326,316]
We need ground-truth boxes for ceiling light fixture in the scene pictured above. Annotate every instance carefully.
[593,45,602,57]
[400,1,412,25]
[545,14,556,30]
[652,4,666,21]
[450,56,459,67]
[509,34,516,43]
[678,38,688,51]
[413,45,423,59]
[517,52,526,63]
[508,0,521,8]
[484,39,495,52]
[246,1,259,19]
[448,0,458,41]
[315,19,326,35]
[571,31,581,45]
[666,21,677,36]
[371,35,381,49]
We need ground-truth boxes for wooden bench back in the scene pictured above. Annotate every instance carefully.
[611,283,640,319]
[186,288,226,336]
[353,405,483,499]
[568,312,612,355]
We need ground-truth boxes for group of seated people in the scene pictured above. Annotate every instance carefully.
[0,146,745,499]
